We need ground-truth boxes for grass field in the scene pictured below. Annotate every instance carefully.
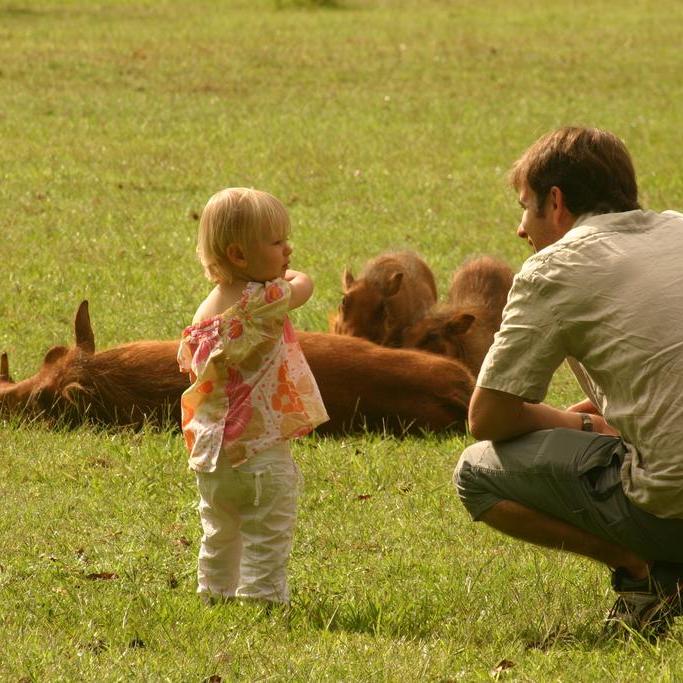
[2,0,683,680]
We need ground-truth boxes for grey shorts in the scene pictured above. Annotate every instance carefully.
[454,429,683,562]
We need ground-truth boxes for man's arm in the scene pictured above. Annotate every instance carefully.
[566,397,600,414]
[468,386,618,441]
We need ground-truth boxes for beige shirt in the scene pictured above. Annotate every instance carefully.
[478,209,683,519]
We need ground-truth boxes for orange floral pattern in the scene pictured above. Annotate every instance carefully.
[177,278,328,472]
[181,397,195,428]
[271,360,306,414]
[227,317,243,340]
[184,427,196,453]
[197,381,214,394]
[264,282,285,304]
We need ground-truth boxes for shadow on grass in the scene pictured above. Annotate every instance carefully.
[520,619,683,651]
[274,0,346,9]
[288,592,683,647]
[289,592,456,638]
[195,587,683,651]
[1,6,42,16]
[0,401,180,436]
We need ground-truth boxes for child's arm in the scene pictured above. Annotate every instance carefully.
[284,269,314,310]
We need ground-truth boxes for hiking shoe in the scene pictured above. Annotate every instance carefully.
[604,563,683,640]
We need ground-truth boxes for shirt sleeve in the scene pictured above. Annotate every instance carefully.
[246,279,292,317]
[242,279,292,339]
[178,280,293,379]
[477,271,566,403]
[177,337,193,374]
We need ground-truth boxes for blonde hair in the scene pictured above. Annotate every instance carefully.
[196,187,291,284]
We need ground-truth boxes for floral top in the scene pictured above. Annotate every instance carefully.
[177,279,329,472]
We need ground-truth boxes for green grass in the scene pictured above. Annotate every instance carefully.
[2,0,683,679]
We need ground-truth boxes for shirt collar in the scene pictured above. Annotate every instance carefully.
[561,209,654,243]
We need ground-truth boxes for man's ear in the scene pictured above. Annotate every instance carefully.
[549,186,576,232]
[226,243,248,268]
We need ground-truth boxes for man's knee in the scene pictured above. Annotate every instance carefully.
[453,441,502,520]
[453,441,489,486]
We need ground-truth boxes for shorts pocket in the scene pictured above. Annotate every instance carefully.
[574,434,624,477]
[579,458,632,531]
[531,428,618,479]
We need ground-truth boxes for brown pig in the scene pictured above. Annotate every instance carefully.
[447,255,514,322]
[0,302,186,428]
[402,256,514,375]
[334,251,437,346]
[1,300,473,435]
[300,332,473,434]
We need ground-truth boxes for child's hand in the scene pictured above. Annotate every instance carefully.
[285,270,314,310]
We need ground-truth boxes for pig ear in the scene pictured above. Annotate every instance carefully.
[61,381,86,406]
[0,352,13,383]
[342,268,354,292]
[44,345,69,365]
[383,271,403,297]
[75,300,95,354]
[445,313,475,336]
[327,310,339,333]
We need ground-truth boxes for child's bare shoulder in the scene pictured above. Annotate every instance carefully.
[192,283,244,324]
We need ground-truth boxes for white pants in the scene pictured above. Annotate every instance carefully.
[194,444,301,603]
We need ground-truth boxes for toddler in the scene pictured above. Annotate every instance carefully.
[177,187,328,604]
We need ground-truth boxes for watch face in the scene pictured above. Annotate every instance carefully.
[582,414,593,432]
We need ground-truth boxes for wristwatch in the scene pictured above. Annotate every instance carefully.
[580,413,593,432]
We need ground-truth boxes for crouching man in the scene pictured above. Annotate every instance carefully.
[454,126,683,639]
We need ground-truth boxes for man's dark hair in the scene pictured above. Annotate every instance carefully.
[509,127,641,215]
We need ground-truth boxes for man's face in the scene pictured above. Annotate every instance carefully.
[516,184,556,252]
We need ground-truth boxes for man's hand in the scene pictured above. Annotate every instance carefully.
[588,413,620,436]
[565,398,620,436]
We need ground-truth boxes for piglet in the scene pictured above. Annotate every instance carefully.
[334,251,437,346]
[402,256,514,375]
